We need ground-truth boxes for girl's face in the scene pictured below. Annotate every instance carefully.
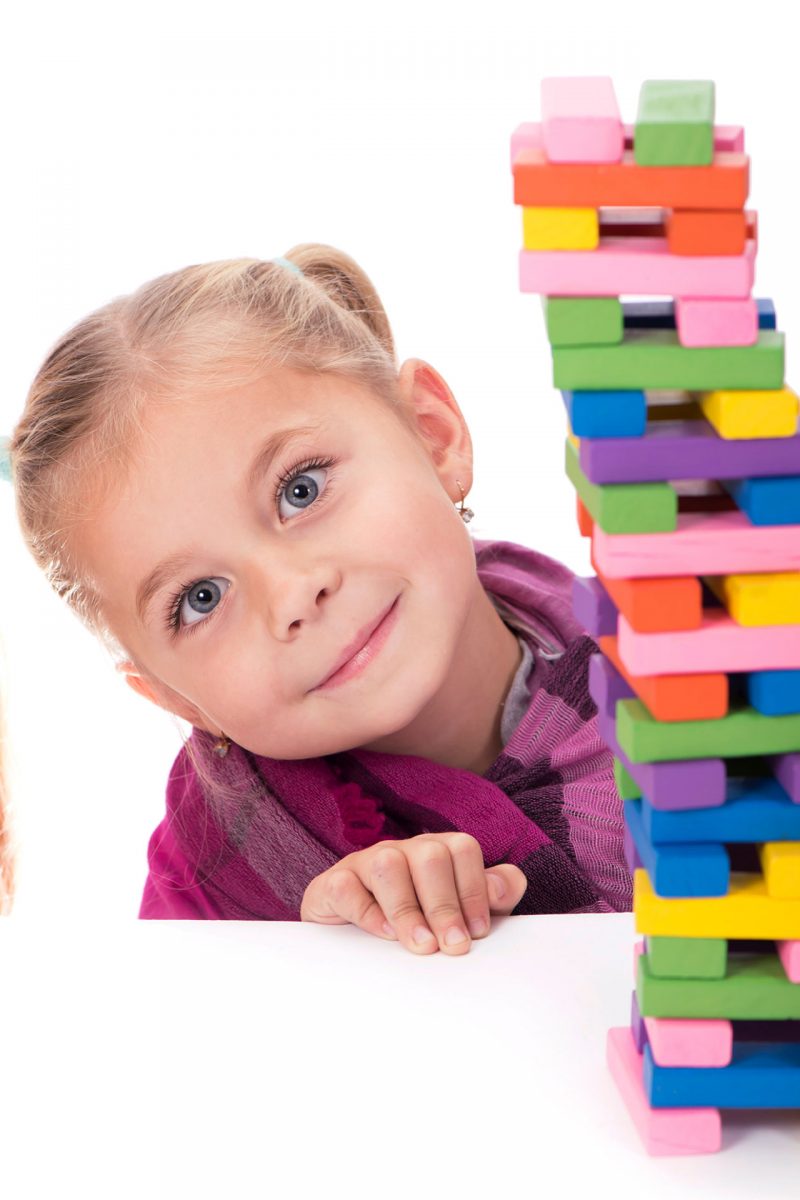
[74,361,484,760]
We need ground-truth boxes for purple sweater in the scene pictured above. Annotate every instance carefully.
[139,537,632,920]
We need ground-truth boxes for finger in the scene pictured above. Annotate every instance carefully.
[404,838,474,956]
[361,845,441,955]
[485,864,529,913]
[440,832,493,940]
[301,866,397,941]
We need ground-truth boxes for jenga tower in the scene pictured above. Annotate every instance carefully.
[512,77,800,1155]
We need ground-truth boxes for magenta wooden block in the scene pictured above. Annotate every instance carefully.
[778,940,800,983]
[675,298,759,348]
[580,420,800,486]
[519,238,755,299]
[643,1017,733,1068]
[617,610,800,676]
[541,77,624,163]
[631,990,648,1052]
[593,511,800,579]
[606,1027,722,1155]
[509,123,744,168]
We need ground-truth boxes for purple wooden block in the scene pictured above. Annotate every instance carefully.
[581,419,800,485]
[631,990,648,1054]
[769,754,800,804]
[572,575,618,637]
[589,650,634,710]
[598,709,727,810]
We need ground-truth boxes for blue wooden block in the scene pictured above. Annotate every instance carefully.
[572,576,618,636]
[748,670,800,716]
[622,297,777,331]
[639,777,800,845]
[561,389,647,438]
[625,799,730,897]
[644,1040,800,1108]
[723,476,800,526]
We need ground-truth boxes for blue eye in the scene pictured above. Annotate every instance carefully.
[166,577,230,638]
[275,456,333,521]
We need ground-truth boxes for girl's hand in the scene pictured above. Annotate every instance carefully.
[300,832,528,955]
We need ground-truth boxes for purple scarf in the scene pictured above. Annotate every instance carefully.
[139,538,632,920]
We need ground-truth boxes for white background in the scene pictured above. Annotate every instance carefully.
[1,0,799,918]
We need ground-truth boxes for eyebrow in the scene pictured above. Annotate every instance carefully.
[135,424,320,627]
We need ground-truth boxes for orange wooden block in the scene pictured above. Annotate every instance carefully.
[591,555,703,632]
[577,495,593,537]
[599,209,756,248]
[513,149,750,209]
[667,210,748,256]
[599,635,729,722]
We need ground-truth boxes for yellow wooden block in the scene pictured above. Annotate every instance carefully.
[759,842,800,899]
[705,571,800,626]
[522,207,599,251]
[697,386,799,440]
[567,426,580,449]
[634,868,800,939]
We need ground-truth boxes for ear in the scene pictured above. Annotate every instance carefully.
[116,659,215,732]
[396,358,473,496]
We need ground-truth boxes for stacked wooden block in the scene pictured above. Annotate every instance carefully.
[512,77,800,1154]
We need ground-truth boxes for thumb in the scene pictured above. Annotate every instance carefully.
[485,865,528,913]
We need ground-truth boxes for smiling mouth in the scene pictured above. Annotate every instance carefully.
[311,595,401,691]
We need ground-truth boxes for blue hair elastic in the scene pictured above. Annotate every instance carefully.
[271,256,304,276]
[0,436,11,484]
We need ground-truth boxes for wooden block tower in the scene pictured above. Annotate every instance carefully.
[512,77,800,1154]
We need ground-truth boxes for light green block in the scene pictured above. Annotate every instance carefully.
[542,297,623,347]
[614,756,641,801]
[565,439,677,534]
[646,935,727,980]
[637,951,800,1019]
[634,80,715,166]
[616,697,800,764]
[552,330,784,391]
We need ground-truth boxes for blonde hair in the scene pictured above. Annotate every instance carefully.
[9,244,408,666]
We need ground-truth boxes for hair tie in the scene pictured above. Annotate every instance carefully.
[0,436,11,484]
[271,256,303,276]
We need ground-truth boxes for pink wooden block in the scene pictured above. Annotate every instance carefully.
[519,238,755,299]
[675,298,759,348]
[778,939,800,982]
[617,609,800,675]
[541,77,624,163]
[592,511,800,580]
[510,123,745,169]
[643,1017,733,1067]
[606,1027,722,1155]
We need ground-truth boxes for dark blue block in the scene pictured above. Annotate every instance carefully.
[622,297,777,331]
[639,777,800,845]
[748,670,800,716]
[561,389,646,438]
[644,1041,800,1109]
[723,476,800,525]
[625,800,730,897]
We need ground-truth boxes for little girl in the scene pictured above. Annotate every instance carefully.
[7,245,631,951]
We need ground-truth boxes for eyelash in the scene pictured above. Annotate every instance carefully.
[163,454,336,639]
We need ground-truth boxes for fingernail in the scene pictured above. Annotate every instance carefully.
[382,922,398,939]
[444,926,468,946]
[488,874,505,902]
[469,917,488,937]
[413,926,436,944]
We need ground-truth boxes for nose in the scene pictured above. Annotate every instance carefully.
[257,552,341,641]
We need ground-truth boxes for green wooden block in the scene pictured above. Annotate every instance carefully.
[552,330,784,391]
[647,935,727,980]
[542,297,623,347]
[614,756,641,801]
[564,440,677,534]
[637,951,800,1019]
[616,698,800,764]
[634,80,715,166]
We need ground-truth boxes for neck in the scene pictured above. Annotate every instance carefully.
[358,583,524,775]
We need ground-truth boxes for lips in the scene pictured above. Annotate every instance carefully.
[313,596,399,690]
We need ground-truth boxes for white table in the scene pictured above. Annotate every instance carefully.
[0,912,797,1199]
